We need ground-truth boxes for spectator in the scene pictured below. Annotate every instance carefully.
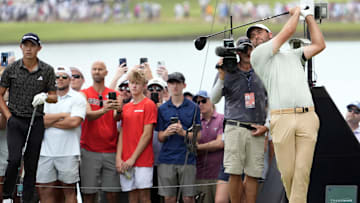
[194,90,224,203]
[183,91,194,101]
[211,37,268,203]
[345,101,360,143]
[0,62,9,203]
[145,78,166,202]
[36,66,86,203]
[214,136,230,203]
[80,61,122,203]
[70,67,85,91]
[118,80,132,104]
[0,107,6,203]
[156,72,201,203]
[116,69,157,203]
[0,33,57,202]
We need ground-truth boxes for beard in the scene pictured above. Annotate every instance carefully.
[57,85,69,91]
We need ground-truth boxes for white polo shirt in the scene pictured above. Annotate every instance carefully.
[40,89,86,157]
[354,126,360,143]
[251,39,314,110]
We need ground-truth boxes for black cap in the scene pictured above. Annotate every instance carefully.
[167,72,185,83]
[21,33,41,46]
[236,36,253,48]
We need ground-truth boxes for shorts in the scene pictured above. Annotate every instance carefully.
[217,162,229,182]
[224,124,265,178]
[158,164,196,197]
[0,132,8,177]
[119,167,153,192]
[80,148,121,193]
[36,156,80,184]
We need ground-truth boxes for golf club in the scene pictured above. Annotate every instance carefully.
[194,6,309,50]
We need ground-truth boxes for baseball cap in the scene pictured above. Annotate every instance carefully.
[347,101,360,110]
[70,67,84,79]
[236,36,253,48]
[118,80,129,88]
[167,72,185,83]
[148,78,166,89]
[193,90,210,102]
[246,24,271,38]
[21,33,41,46]
[56,66,72,77]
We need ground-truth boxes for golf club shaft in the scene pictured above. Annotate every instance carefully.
[206,11,290,38]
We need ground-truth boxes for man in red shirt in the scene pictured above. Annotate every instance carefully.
[116,69,157,203]
[80,61,122,203]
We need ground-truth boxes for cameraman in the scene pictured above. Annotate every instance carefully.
[210,37,268,203]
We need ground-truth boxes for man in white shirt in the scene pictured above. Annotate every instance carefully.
[249,6,325,203]
[36,66,86,203]
[345,101,360,143]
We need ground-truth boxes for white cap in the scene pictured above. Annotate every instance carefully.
[147,78,166,89]
[246,24,271,38]
[56,66,72,77]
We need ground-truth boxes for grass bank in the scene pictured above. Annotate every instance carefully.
[0,21,359,45]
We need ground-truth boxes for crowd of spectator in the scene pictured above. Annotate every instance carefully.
[0,0,359,23]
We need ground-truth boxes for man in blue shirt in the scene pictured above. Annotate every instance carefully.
[156,72,201,203]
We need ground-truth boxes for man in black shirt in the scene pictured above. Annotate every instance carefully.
[0,33,57,202]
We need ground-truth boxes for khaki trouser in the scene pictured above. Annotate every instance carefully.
[270,111,319,203]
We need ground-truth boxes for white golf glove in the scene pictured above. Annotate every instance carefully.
[32,92,47,107]
[300,6,314,19]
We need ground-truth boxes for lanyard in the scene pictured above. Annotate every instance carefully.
[243,70,253,92]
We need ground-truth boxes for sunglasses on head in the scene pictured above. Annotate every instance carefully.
[56,75,69,79]
[347,107,360,114]
[197,99,207,104]
[148,86,163,93]
[98,95,103,107]
[72,74,81,79]
[119,86,130,93]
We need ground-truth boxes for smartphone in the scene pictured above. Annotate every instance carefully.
[140,57,148,64]
[150,92,159,104]
[239,123,257,131]
[108,92,117,100]
[157,61,165,68]
[170,117,179,124]
[1,52,8,67]
[119,58,127,66]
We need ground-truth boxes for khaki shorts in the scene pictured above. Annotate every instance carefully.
[36,156,80,184]
[157,164,196,197]
[224,124,265,178]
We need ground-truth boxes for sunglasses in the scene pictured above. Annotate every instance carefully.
[197,99,207,104]
[98,95,103,107]
[119,86,130,93]
[148,86,163,93]
[72,74,81,79]
[56,75,69,79]
[347,107,360,114]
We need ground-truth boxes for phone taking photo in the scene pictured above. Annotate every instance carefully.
[108,92,117,100]
[150,92,159,104]
[1,52,8,67]
[157,61,165,68]
[119,58,127,66]
[170,117,179,124]
[140,57,148,65]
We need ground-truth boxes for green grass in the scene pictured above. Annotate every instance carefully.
[0,21,359,44]
[0,0,359,44]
